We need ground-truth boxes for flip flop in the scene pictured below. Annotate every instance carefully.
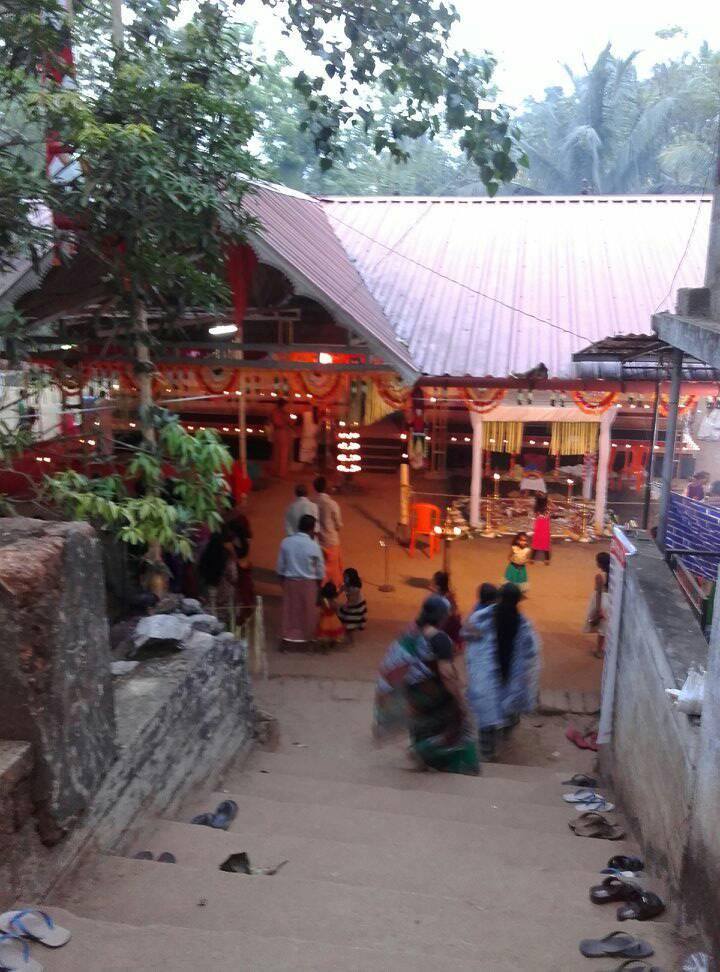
[608,956,662,967]
[590,875,644,904]
[570,811,626,840]
[562,773,598,787]
[617,890,666,921]
[566,725,599,751]
[157,852,176,864]
[577,798,616,813]
[607,855,644,873]
[0,934,43,972]
[563,788,608,804]
[579,932,654,958]
[0,911,70,949]
[133,851,154,860]
[191,799,238,831]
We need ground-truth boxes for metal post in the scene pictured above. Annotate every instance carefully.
[378,536,395,593]
[642,377,661,529]
[658,348,684,549]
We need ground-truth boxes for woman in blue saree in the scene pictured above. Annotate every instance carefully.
[463,583,540,762]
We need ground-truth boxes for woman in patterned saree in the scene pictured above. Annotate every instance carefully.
[374,595,479,775]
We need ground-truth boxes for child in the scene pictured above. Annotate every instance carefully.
[530,494,551,565]
[430,570,463,652]
[316,581,344,651]
[338,568,367,641]
[504,532,531,591]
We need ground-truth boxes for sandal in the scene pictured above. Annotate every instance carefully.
[617,890,666,921]
[562,773,598,787]
[566,725,599,751]
[579,932,654,958]
[590,875,643,903]
[570,811,626,840]
[0,911,70,949]
[606,855,644,873]
[191,799,238,831]
[600,963,664,972]
[563,788,609,805]
[0,933,44,971]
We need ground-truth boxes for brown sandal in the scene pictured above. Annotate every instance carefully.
[570,810,626,840]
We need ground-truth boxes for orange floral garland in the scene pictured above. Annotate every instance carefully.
[289,371,344,402]
[373,375,412,410]
[571,390,619,414]
[658,394,696,417]
[462,387,505,413]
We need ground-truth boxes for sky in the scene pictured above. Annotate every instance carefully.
[200,0,720,108]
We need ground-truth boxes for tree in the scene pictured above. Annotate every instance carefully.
[516,41,720,195]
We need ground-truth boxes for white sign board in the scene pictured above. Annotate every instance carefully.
[597,527,637,744]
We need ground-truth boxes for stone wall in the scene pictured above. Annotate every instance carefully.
[683,586,720,956]
[602,535,720,950]
[0,518,116,842]
[603,537,706,893]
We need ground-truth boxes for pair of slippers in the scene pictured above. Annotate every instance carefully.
[133,851,176,863]
[0,910,71,972]
[590,878,666,921]
[570,810,626,841]
[191,799,238,830]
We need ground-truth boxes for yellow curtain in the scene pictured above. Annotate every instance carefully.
[363,381,396,426]
[482,421,523,454]
[550,422,599,456]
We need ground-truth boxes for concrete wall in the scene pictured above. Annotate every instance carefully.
[683,584,720,956]
[604,537,707,892]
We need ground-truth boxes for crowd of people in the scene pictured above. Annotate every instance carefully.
[276,477,366,651]
[374,579,541,775]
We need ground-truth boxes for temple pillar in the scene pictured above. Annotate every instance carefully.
[469,410,483,528]
[594,410,616,534]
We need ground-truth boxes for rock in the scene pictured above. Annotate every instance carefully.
[189,614,225,635]
[214,632,236,644]
[184,630,215,653]
[133,614,192,652]
[109,619,139,660]
[150,593,182,615]
[111,660,140,676]
[0,517,116,838]
[180,598,203,616]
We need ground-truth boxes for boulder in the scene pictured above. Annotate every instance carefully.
[133,614,192,652]
[184,630,215,653]
[149,593,182,615]
[179,597,202,616]
[188,614,225,635]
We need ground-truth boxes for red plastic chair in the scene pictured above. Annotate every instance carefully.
[409,503,442,558]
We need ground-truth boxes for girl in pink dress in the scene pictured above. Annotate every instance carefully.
[530,494,551,565]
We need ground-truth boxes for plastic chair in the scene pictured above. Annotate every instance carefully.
[409,502,442,557]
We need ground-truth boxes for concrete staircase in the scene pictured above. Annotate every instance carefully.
[40,678,683,971]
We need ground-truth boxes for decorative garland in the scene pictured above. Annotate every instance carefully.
[462,387,505,413]
[659,394,697,417]
[570,390,619,414]
[373,374,412,410]
[197,366,238,395]
[290,371,344,402]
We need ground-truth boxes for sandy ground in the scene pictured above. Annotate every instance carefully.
[244,470,605,693]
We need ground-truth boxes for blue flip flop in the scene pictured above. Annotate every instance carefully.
[191,799,238,830]
[0,932,43,971]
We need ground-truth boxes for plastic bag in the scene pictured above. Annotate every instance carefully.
[682,953,716,972]
[666,666,705,716]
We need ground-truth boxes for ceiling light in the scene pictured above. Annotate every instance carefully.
[318,352,333,365]
[208,324,238,336]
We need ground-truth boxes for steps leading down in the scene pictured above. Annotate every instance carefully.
[43,678,682,971]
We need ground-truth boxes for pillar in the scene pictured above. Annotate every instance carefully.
[594,410,615,534]
[658,348,684,549]
[469,410,483,528]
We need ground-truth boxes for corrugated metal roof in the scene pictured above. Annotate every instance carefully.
[243,182,417,380]
[322,194,711,379]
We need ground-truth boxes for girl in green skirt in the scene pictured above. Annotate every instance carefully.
[504,532,531,592]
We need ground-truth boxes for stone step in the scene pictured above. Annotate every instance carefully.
[229,762,596,808]
[187,785,610,840]
[51,858,679,969]
[240,746,575,786]
[159,805,635,872]
[35,908,484,972]
[130,818,635,900]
